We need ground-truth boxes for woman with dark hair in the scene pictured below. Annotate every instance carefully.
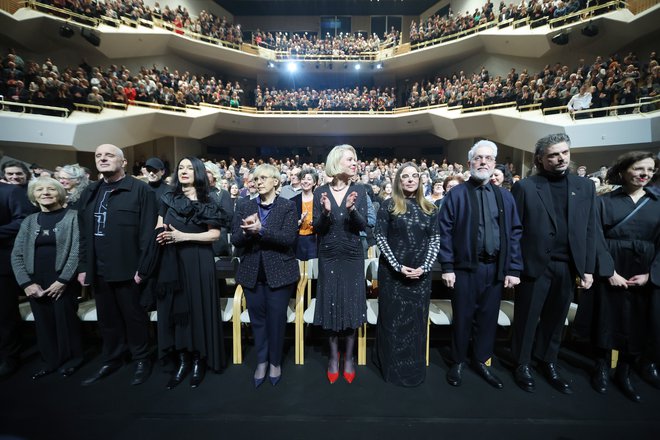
[374,162,440,386]
[313,144,368,384]
[427,177,444,206]
[11,177,83,379]
[232,164,299,387]
[292,168,319,261]
[589,151,660,402]
[491,164,513,190]
[155,157,225,389]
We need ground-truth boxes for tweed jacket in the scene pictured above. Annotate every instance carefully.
[11,209,79,288]
[231,196,300,289]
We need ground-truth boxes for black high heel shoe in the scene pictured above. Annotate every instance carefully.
[190,352,206,388]
[167,351,191,390]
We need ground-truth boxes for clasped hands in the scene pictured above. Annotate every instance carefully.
[401,265,423,279]
[240,213,262,235]
[24,281,66,300]
[608,271,648,289]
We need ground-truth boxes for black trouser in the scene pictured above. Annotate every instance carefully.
[512,260,574,365]
[451,262,502,364]
[94,277,150,363]
[0,274,22,364]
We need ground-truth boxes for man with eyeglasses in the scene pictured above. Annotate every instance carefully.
[439,140,523,389]
[510,133,596,395]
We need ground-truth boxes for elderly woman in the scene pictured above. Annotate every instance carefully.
[231,164,299,387]
[11,177,83,379]
[57,164,89,209]
[155,157,225,389]
[292,168,319,261]
[313,144,369,384]
[374,163,440,386]
[589,151,660,402]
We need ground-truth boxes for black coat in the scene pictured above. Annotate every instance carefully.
[511,173,597,279]
[231,196,299,289]
[78,176,158,283]
[0,183,29,276]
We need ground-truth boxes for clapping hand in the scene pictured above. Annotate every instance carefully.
[320,192,331,214]
[345,191,358,211]
[241,213,262,234]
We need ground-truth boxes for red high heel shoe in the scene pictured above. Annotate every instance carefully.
[327,354,340,384]
[343,354,355,384]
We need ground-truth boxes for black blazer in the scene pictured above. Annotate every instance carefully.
[231,196,300,289]
[0,183,29,276]
[77,176,158,283]
[511,173,596,279]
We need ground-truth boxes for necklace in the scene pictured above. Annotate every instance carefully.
[330,182,348,191]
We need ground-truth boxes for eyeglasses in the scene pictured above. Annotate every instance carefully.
[471,155,496,163]
[400,173,420,180]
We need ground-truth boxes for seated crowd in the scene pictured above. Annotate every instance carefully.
[253,85,397,112]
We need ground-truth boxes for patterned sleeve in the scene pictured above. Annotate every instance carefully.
[421,209,441,273]
[374,200,401,272]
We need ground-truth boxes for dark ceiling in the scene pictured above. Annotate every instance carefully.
[213,0,441,16]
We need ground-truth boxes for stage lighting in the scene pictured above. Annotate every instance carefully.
[267,61,275,68]
[354,64,361,71]
[551,33,569,46]
[81,28,100,47]
[581,23,599,37]
[59,25,74,38]
[287,62,298,73]
[376,63,383,70]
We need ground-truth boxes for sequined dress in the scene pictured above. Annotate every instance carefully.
[374,199,441,386]
[312,183,368,331]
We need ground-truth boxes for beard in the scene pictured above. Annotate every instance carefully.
[470,168,492,182]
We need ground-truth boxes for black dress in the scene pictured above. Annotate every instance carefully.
[312,183,368,331]
[157,193,225,371]
[592,188,660,355]
[374,199,441,386]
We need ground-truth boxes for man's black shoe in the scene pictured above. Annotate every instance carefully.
[446,362,465,387]
[80,361,122,386]
[591,360,609,394]
[473,362,503,389]
[131,359,152,386]
[540,362,573,394]
[514,364,535,392]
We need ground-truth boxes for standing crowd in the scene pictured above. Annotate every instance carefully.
[0,136,658,403]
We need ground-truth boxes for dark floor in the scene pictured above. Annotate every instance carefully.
[1,325,659,440]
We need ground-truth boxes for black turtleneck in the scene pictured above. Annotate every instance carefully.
[540,170,570,262]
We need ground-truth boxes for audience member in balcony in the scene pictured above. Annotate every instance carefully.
[87,86,105,107]
[57,164,89,210]
[374,162,440,387]
[511,133,596,395]
[154,157,225,389]
[541,88,563,114]
[313,145,368,384]
[231,164,299,388]
[440,140,522,390]
[617,80,637,115]
[11,176,84,380]
[77,144,157,387]
[590,80,611,117]
[588,151,659,402]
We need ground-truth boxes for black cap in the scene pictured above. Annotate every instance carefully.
[145,157,164,170]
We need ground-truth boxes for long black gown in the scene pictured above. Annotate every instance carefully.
[374,199,441,386]
[157,193,225,371]
[592,187,660,356]
[312,183,368,332]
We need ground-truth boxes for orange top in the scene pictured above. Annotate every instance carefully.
[299,199,314,235]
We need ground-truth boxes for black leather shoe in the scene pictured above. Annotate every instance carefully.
[540,362,573,394]
[473,362,503,389]
[167,351,191,390]
[0,358,19,378]
[615,363,641,403]
[638,361,660,390]
[591,360,609,394]
[60,366,80,378]
[190,354,206,388]
[32,369,55,380]
[80,361,122,386]
[514,364,535,392]
[446,362,465,387]
[131,359,152,386]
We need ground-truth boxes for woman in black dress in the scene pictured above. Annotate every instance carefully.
[313,145,368,384]
[590,151,659,402]
[155,157,225,389]
[11,177,83,379]
[232,164,299,387]
[374,163,441,386]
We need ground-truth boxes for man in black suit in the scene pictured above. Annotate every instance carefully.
[77,144,158,386]
[0,182,28,377]
[511,133,596,394]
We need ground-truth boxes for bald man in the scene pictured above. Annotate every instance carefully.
[77,144,157,386]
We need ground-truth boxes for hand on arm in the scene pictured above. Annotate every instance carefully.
[24,283,44,298]
[43,281,66,299]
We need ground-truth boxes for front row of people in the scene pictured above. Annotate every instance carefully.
[5,138,659,403]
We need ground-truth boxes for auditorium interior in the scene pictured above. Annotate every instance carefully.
[0,0,659,439]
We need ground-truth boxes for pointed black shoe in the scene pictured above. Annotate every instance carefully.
[539,362,573,394]
[614,363,641,403]
[590,360,609,394]
[254,376,266,388]
[190,353,206,388]
[268,375,281,386]
[131,359,152,386]
[514,364,535,392]
[32,369,55,380]
[472,362,503,389]
[167,351,191,390]
[80,361,122,386]
[638,361,660,389]
[446,362,465,387]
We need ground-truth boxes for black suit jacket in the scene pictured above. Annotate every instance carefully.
[231,196,300,289]
[0,183,29,276]
[511,173,596,279]
[77,176,158,283]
